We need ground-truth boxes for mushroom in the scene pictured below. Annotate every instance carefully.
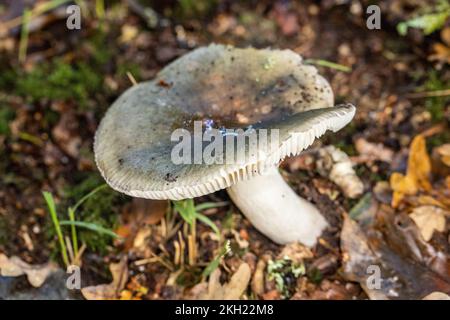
[94,44,355,246]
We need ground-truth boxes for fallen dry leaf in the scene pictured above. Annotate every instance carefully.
[409,206,447,241]
[190,263,251,300]
[429,28,450,64]
[422,291,450,300]
[251,256,268,297]
[118,198,168,250]
[81,256,128,300]
[390,172,418,207]
[341,208,450,299]
[407,135,432,191]
[436,144,450,167]
[0,254,58,288]
[390,135,432,207]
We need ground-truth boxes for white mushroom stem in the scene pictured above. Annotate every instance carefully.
[226,167,328,246]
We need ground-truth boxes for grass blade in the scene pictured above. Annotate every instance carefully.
[43,191,69,267]
[194,201,228,212]
[71,183,107,212]
[304,59,351,73]
[68,207,78,257]
[59,220,121,239]
[18,9,31,64]
[195,212,220,238]
[202,240,231,277]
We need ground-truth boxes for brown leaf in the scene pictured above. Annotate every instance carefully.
[409,206,447,241]
[422,292,450,300]
[436,144,450,167]
[81,256,128,300]
[190,263,251,300]
[341,209,450,299]
[429,43,450,64]
[0,254,58,288]
[251,258,267,297]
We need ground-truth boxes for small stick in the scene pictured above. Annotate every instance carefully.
[406,89,450,99]
[126,71,138,86]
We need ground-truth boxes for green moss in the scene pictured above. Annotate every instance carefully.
[422,71,450,122]
[116,62,142,81]
[15,60,102,108]
[176,0,218,19]
[428,131,450,148]
[0,105,14,136]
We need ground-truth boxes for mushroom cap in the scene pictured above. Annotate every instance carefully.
[94,44,355,200]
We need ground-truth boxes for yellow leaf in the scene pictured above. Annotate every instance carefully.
[418,195,446,208]
[390,172,418,208]
[407,135,432,191]
[390,135,433,207]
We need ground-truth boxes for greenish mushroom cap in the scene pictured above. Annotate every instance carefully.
[94,44,355,200]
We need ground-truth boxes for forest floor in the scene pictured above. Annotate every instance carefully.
[0,0,449,300]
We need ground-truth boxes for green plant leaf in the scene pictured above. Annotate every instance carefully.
[59,220,121,239]
[43,191,69,267]
[202,240,231,277]
[173,199,196,226]
[194,201,228,212]
[397,9,450,36]
[71,183,108,212]
[195,212,220,238]
[304,59,351,73]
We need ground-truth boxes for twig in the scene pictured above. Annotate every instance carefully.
[126,71,138,86]
[406,89,450,99]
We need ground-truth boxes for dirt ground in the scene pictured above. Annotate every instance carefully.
[0,0,449,300]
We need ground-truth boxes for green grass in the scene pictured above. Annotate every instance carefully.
[43,191,69,267]
[43,180,122,265]
[63,174,124,253]
[202,240,231,278]
[15,59,102,107]
[172,199,227,239]
[0,105,15,136]
[304,59,352,73]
